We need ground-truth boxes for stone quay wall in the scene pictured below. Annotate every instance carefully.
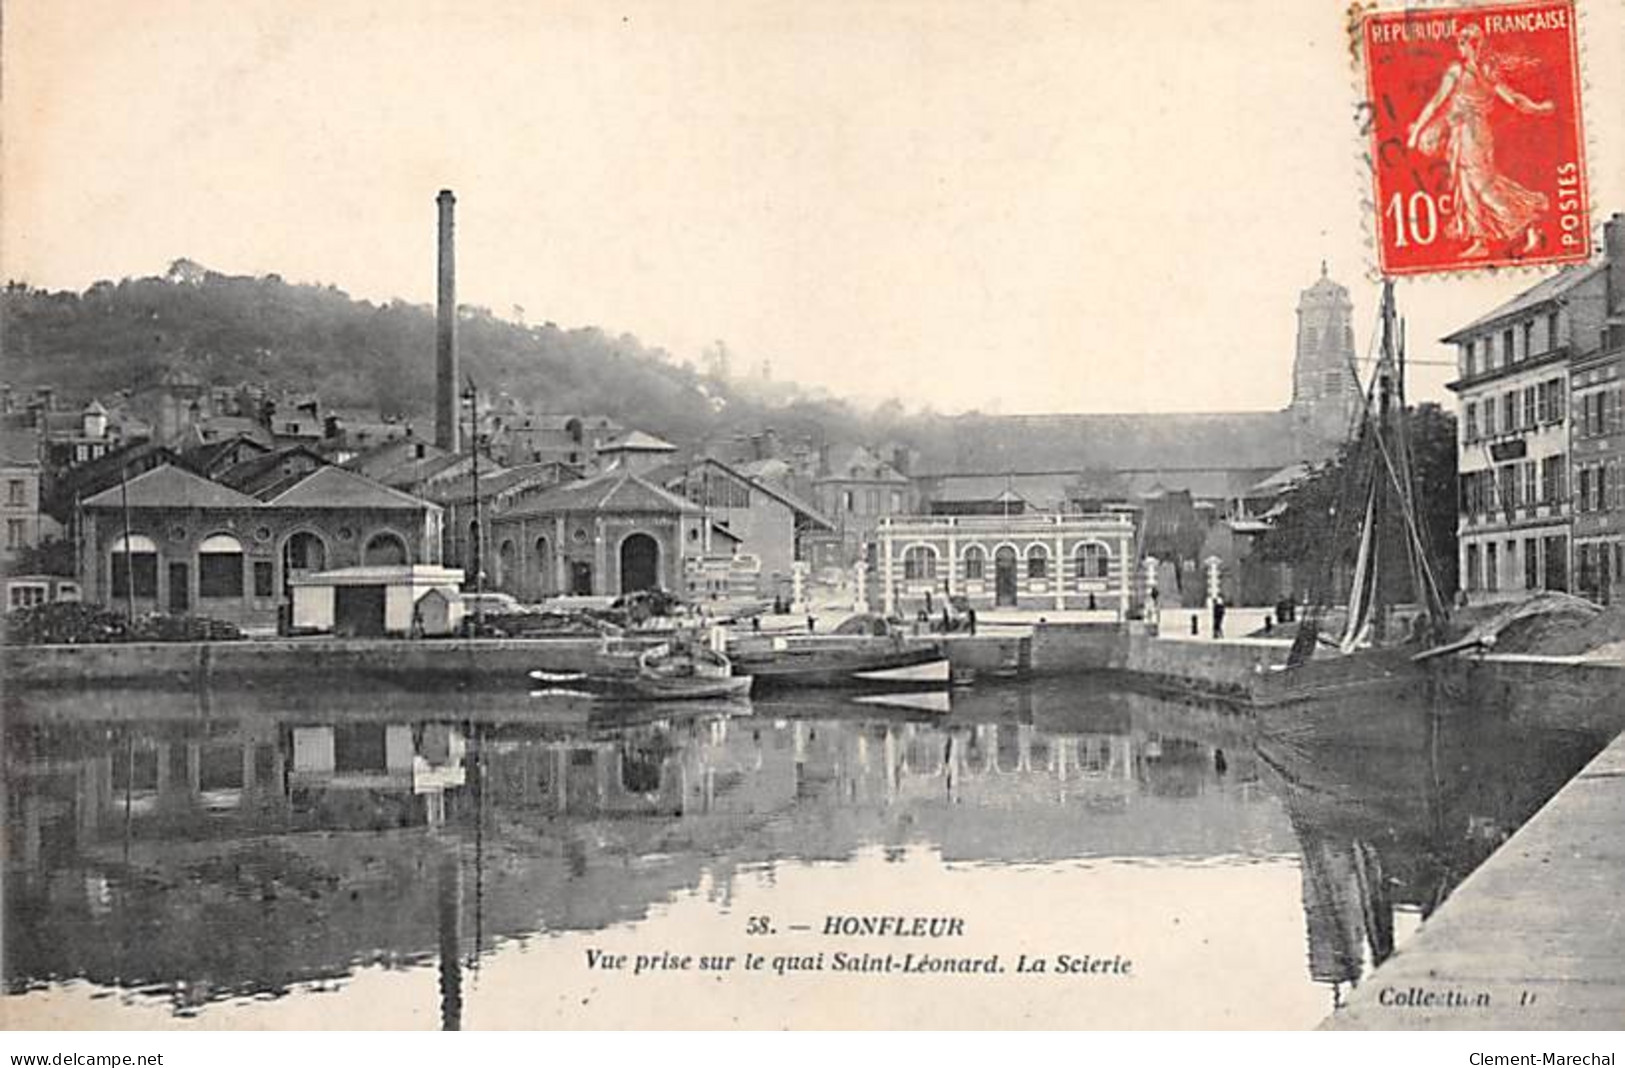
[3,637,640,690]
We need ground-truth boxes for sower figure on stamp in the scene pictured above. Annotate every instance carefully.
[1406,23,1556,260]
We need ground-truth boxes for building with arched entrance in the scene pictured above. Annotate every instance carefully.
[486,469,709,599]
[876,512,1136,616]
[77,463,445,634]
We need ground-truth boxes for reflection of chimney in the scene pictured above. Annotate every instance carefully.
[435,190,461,452]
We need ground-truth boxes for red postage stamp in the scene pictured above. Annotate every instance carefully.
[1362,0,1589,276]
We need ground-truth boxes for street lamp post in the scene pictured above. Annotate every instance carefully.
[118,463,136,621]
[462,378,484,633]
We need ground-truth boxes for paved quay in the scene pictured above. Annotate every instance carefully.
[1324,727,1625,1030]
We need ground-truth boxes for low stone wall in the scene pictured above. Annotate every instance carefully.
[1119,633,1291,700]
[3,637,640,690]
[1027,622,1291,701]
[1028,623,1128,672]
[944,634,1031,678]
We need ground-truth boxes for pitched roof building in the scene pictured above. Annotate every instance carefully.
[647,455,833,591]
[486,469,709,599]
[77,463,445,634]
[910,265,1364,517]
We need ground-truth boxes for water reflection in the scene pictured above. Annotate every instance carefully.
[1,678,1608,1027]
[1257,698,1608,1010]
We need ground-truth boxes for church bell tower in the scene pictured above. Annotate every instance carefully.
[1290,263,1364,459]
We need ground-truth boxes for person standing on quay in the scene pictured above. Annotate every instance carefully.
[1211,595,1226,640]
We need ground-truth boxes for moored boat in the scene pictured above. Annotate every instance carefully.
[529,640,752,701]
[1255,279,1452,721]
[726,633,946,689]
[1251,647,1443,749]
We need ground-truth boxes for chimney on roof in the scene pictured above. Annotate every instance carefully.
[1605,213,1625,329]
[435,190,461,452]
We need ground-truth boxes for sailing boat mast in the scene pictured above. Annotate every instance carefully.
[1294,280,1447,664]
[1349,281,1449,649]
[1378,284,1449,632]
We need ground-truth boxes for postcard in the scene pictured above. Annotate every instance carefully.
[3,0,1624,1033]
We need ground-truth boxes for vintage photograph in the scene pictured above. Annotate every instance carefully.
[3,0,1624,1033]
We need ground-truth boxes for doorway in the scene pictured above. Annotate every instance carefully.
[569,561,594,596]
[335,585,387,637]
[994,547,1018,607]
[619,533,660,594]
[167,562,190,614]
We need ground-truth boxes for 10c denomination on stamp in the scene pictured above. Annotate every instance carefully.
[1362,0,1589,275]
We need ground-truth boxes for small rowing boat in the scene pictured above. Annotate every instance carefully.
[726,633,946,689]
[529,641,752,701]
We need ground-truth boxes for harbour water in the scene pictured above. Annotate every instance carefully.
[2,677,1610,1029]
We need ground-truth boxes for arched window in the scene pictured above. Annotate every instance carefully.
[363,531,410,566]
[962,545,986,581]
[284,531,327,572]
[496,538,517,590]
[1075,542,1111,579]
[534,536,551,595]
[198,533,245,598]
[1026,545,1049,580]
[902,545,937,581]
[110,534,159,598]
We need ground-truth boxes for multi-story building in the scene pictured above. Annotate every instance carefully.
[1446,213,1625,603]
[812,445,916,568]
[1571,215,1625,603]
[1,429,59,570]
[647,455,833,599]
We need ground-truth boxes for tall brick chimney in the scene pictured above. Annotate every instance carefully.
[435,189,461,452]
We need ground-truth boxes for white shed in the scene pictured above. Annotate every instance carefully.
[288,565,466,637]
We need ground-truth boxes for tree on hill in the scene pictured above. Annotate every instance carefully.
[2,267,785,441]
[2,264,980,461]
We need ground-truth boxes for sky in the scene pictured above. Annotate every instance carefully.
[4,0,1622,416]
